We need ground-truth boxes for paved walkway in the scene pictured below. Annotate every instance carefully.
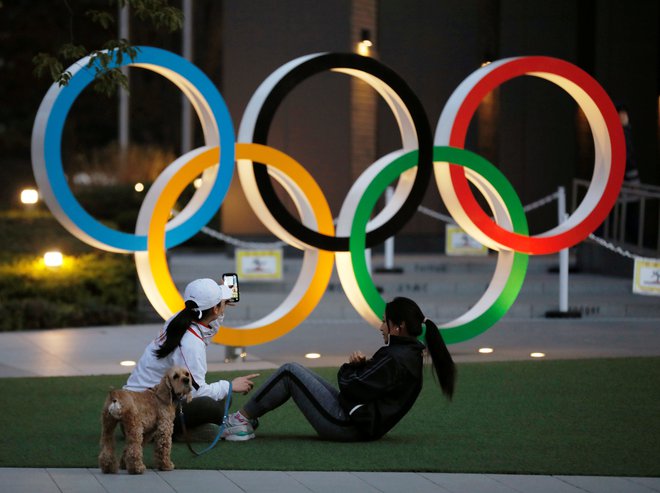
[2,468,660,493]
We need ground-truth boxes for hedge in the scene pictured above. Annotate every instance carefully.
[0,210,138,330]
[0,252,137,330]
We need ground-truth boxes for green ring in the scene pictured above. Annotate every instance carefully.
[349,146,529,344]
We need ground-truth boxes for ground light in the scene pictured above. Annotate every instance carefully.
[20,188,39,204]
[478,347,494,354]
[305,353,321,359]
[530,352,546,358]
[120,360,136,367]
[43,251,63,267]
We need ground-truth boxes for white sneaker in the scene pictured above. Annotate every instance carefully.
[221,412,255,441]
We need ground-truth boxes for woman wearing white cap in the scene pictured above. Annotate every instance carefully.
[124,278,259,436]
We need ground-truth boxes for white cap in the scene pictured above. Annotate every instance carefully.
[183,278,232,311]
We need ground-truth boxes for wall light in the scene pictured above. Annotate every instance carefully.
[530,352,546,358]
[21,188,39,204]
[193,177,203,189]
[305,353,321,359]
[134,182,145,192]
[357,28,373,56]
[120,360,136,367]
[43,251,63,267]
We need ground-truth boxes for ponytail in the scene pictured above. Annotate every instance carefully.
[385,297,456,400]
[153,300,203,359]
[422,318,456,400]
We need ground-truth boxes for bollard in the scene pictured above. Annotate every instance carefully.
[546,186,581,318]
[374,187,404,274]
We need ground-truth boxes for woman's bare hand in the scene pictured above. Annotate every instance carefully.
[348,351,366,364]
[231,373,260,394]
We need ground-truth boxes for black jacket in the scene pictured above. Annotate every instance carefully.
[337,336,425,440]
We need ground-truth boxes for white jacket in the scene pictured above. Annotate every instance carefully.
[124,317,230,401]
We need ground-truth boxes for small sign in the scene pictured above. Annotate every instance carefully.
[236,249,283,281]
[445,224,488,256]
[633,258,660,296]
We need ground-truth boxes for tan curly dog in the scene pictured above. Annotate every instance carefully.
[98,366,193,474]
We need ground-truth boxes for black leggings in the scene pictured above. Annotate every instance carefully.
[173,396,226,433]
[243,362,362,441]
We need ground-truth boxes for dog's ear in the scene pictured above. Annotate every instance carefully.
[156,373,174,404]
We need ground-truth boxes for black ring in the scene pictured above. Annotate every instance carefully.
[250,53,432,251]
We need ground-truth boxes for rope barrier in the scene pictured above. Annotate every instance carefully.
[417,191,559,224]
[522,191,559,213]
[587,233,656,262]
[416,205,455,224]
[184,191,563,249]
[199,225,287,249]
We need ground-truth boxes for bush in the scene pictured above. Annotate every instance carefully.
[0,252,136,330]
[0,210,96,261]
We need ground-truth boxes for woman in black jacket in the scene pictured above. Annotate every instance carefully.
[221,297,456,442]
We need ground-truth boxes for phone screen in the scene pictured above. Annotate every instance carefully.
[222,273,240,303]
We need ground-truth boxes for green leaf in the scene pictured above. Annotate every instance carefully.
[85,10,115,30]
[58,43,87,61]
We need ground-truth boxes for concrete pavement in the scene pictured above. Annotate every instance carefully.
[1,468,659,493]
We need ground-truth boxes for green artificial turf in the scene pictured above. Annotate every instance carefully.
[1,357,658,476]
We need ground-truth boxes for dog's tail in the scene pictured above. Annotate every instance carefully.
[107,391,123,419]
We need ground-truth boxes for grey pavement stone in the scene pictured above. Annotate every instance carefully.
[92,469,176,493]
[628,478,660,491]
[421,472,526,493]
[223,470,314,492]
[487,474,589,493]
[628,478,660,492]
[557,476,660,493]
[354,471,451,492]
[47,468,106,493]
[289,471,381,493]
[157,470,244,493]
[0,468,61,493]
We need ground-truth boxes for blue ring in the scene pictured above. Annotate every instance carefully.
[42,46,235,251]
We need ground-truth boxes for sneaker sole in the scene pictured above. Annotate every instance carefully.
[223,432,255,442]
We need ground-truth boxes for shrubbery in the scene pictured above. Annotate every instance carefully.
[1,179,224,330]
[0,252,137,330]
[0,211,137,330]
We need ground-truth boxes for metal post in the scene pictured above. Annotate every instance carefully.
[638,197,646,248]
[546,186,579,318]
[118,4,129,152]
[384,186,394,270]
[181,0,193,153]
[558,186,569,312]
[374,186,403,274]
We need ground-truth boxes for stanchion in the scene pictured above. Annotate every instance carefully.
[546,186,581,318]
[374,187,404,274]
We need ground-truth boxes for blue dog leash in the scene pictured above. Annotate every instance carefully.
[178,383,232,456]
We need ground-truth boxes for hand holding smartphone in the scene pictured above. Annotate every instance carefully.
[222,273,240,303]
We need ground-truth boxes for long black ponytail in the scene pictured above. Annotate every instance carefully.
[153,300,214,359]
[422,317,456,399]
[385,297,456,399]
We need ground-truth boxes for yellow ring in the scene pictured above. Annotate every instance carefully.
[145,143,335,346]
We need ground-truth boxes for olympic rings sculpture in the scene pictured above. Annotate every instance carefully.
[31,47,625,346]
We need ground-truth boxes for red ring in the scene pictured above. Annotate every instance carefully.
[448,57,625,254]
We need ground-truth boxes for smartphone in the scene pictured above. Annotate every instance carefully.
[222,273,240,303]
